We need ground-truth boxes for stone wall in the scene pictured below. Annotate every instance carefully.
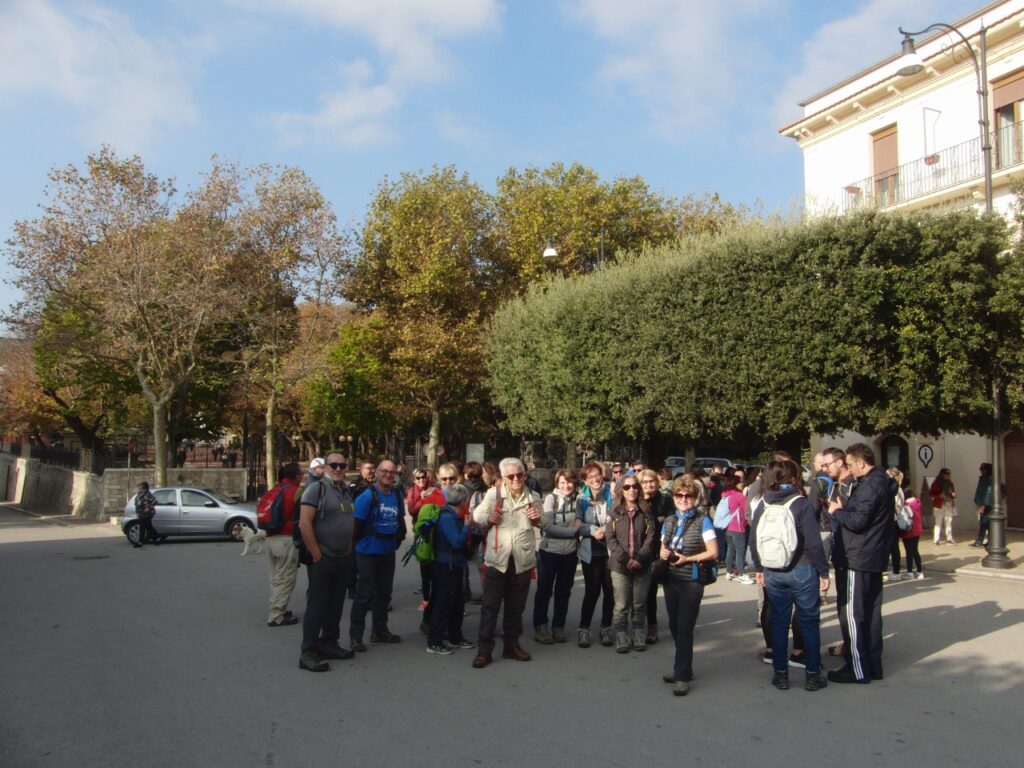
[0,453,247,521]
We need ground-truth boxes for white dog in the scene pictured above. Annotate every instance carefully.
[240,527,267,556]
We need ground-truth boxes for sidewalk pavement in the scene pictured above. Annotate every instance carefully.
[915,530,1024,581]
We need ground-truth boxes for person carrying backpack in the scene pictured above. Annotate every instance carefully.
[750,459,830,693]
[263,463,303,626]
[425,483,475,655]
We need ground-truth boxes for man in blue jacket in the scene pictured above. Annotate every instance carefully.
[827,443,897,684]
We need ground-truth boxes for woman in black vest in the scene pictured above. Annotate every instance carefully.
[660,474,718,696]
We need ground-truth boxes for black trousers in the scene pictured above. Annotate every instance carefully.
[138,516,159,544]
[301,553,353,652]
[476,558,531,655]
[349,552,396,640]
[428,561,467,647]
[835,567,884,680]
[663,575,704,682]
[532,549,578,630]
[579,557,614,629]
[902,537,922,572]
[645,566,663,627]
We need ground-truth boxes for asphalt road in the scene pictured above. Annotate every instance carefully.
[1,504,1022,768]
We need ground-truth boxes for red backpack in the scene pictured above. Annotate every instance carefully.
[257,483,289,532]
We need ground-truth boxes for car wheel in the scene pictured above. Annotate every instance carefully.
[124,521,141,545]
[226,518,255,541]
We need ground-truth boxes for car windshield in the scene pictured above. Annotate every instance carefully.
[201,489,240,505]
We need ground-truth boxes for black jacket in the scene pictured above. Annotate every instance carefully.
[835,466,897,572]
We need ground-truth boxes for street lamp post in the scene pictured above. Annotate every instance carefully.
[897,21,1012,568]
[541,226,606,268]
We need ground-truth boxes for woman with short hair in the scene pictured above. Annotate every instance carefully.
[533,469,581,644]
[660,474,718,696]
[576,461,615,648]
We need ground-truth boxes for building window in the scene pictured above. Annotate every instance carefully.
[872,125,899,206]
[992,69,1024,170]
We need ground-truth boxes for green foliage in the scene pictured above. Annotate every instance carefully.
[488,209,1020,442]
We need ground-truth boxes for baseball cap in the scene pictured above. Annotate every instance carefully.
[309,457,325,470]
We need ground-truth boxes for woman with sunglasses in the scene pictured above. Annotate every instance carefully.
[533,468,582,644]
[607,476,657,653]
[407,468,438,609]
[640,469,672,644]
[660,474,718,696]
[576,462,615,648]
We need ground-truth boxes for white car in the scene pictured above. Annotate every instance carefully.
[121,487,257,545]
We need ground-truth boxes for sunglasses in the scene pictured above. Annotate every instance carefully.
[414,475,427,481]
[622,484,639,491]
[439,476,457,482]
[327,462,348,470]
[673,492,694,499]
[504,472,526,480]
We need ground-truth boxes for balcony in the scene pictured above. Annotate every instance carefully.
[841,119,1024,212]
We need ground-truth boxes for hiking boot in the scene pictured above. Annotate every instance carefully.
[350,638,367,653]
[472,653,491,668]
[534,624,554,644]
[805,671,828,692]
[599,626,613,647]
[299,652,329,672]
[552,627,567,643]
[632,628,647,652]
[615,631,630,654]
[772,671,789,690]
[577,628,591,648]
[645,624,658,645]
[673,680,690,696]
[370,631,401,644]
[502,646,531,662]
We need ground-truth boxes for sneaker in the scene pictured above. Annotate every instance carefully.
[788,654,806,668]
[827,666,870,684]
[760,649,774,665]
[371,630,401,644]
[426,643,454,655]
[724,573,736,582]
[901,572,915,580]
[915,572,925,580]
[886,572,900,582]
[969,541,984,548]
[615,631,630,654]
[599,626,613,647]
[947,539,956,545]
[552,628,567,643]
[299,651,329,672]
[933,539,941,546]
[534,624,554,644]
[454,639,475,650]
[350,639,367,653]
[577,628,591,648]
[418,600,429,611]
[737,575,755,585]
[673,680,690,696]
[317,643,354,660]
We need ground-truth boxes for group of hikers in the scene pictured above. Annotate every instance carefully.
[250,444,920,695]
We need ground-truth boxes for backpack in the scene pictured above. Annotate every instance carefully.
[755,496,799,569]
[895,489,913,531]
[713,498,735,530]
[412,502,442,563]
[292,480,328,563]
[257,483,288,532]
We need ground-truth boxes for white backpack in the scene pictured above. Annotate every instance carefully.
[756,497,799,568]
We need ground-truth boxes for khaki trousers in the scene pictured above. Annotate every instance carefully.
[267,535,299,623]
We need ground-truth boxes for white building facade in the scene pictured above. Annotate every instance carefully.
[781,0,1024,531]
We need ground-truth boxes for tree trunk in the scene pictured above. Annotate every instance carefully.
[265,389,278,488]
[426,406,441,469]
[152,400,169,487]
[565,439,578,470]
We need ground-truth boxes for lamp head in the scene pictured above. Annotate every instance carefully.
[542,240,558,259]
[897,34,925,77]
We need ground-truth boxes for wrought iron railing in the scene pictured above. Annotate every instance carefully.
[841,119,1024,211]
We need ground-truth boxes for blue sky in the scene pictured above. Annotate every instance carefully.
[0,0,985,318]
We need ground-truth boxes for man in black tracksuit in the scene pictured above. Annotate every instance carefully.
[827,443,897,684]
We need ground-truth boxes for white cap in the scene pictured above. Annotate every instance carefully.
[309,457,325,470]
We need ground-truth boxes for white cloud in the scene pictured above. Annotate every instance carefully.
[433,110,491,148]
[0,0,200,151]
[567,0,776,135]
[236,0,502,146]
[772,0,985,127]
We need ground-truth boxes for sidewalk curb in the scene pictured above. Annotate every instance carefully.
[953,566,1024,582]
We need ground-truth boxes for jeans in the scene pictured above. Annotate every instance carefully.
[532,549,578,630]
[663,575,704,681]
[579,557,614,629]
[301,552,354,653]
[764,563,822,675]
[349,552,396,641]
[610,569,650,633]
[476,557,531,655]
[138,516,159,544]
[975,507,991,545]
[725,531,747,575]
[428,561,466,647]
